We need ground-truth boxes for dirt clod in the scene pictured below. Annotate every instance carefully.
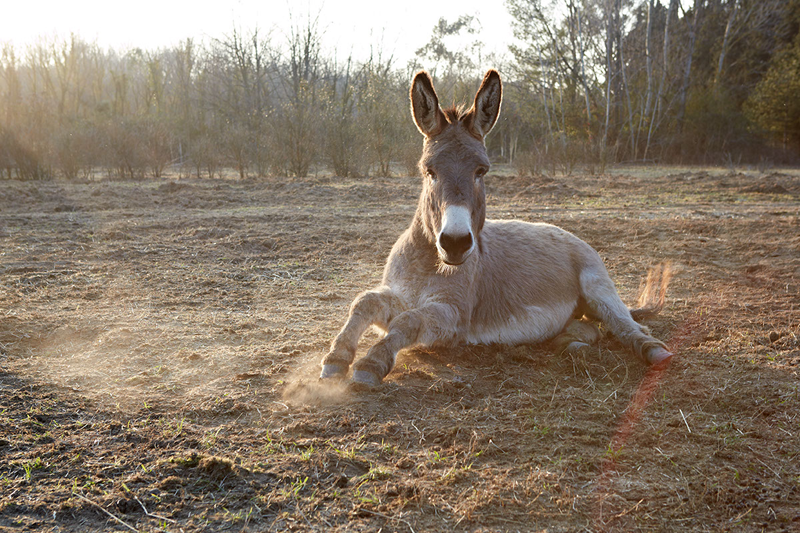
[197,455,237,481]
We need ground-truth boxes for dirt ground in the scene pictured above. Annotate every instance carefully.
[1,166,798,532]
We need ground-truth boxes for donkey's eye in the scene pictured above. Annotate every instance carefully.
[426,168,437,181]
[475,167,488,181]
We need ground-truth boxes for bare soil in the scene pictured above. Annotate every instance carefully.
[1,167,799,532]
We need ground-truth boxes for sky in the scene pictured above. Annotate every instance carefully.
[0,0,517,66]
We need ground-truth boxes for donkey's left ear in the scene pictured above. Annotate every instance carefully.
[465,69,502,139]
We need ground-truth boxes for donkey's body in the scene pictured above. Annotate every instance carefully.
[321,70,671,388]
[387,220,593,346]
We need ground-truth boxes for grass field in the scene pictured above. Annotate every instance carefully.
[1,166,798,532]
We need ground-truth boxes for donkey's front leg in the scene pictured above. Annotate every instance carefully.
[351,302,460,389]
[320,287,404,380]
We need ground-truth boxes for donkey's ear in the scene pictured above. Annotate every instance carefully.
[410,71,446,137]
[465,69,502,139]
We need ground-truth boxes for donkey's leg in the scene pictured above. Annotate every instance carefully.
[579,266,672,364]
[320,287,404,379]
[552,319,601,357]
[350,302,460,388]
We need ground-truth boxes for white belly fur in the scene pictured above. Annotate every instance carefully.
[466,301,574,345]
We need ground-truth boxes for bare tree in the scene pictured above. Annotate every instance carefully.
[275,13,324,177]
[569,0,592,122]
[644,0,677,159]
[676,0,703,137]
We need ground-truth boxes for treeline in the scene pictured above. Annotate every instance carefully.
[505,0,800,174]
[1,0,799,181]
[0,19,420,181]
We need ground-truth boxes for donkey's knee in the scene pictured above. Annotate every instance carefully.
[349,289,396,328]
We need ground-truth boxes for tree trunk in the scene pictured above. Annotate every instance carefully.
[645,0,676,160]
[540,47,553,144]
[638,0,655,157]
[677,0,703,137]
[576,5,592,122]
[715,0,739,88]
[617,0,636,159]
[602,0,614,147]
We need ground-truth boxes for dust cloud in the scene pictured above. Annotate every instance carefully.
[281,352,352,406]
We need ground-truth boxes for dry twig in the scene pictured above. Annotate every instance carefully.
[135,496,176,523]
[74,493,137,532]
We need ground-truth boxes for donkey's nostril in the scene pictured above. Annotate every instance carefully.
[439,232,473,257]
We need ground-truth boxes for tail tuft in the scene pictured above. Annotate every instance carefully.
[630,263,673,322]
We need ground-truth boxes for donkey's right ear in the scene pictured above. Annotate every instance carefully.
[410,71,446,137]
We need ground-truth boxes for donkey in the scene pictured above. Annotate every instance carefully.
[320,69,672,389]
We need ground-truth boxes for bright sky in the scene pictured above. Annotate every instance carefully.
[1,0,515,66]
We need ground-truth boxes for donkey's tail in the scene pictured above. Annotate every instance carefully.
[630,263,673,322]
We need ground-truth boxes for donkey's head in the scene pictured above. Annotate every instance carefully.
[410,69,502,267]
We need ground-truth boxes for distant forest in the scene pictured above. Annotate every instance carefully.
[1,0,799,180]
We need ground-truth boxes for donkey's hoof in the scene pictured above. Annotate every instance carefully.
[563,341,592,357]
[350,370,382,391]
[646,346,673,365]
[320,364,347,380]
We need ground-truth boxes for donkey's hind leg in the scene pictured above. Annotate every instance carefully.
[552,319,601,357]
[579,266,672,364]
[320,287,404,379]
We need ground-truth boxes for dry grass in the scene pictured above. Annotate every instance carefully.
[0,167,798,531]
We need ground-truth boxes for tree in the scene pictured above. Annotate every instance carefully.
[745,34,800,152]
[675,0,702,138]
[414,15,482,78]
[276,14,324,177]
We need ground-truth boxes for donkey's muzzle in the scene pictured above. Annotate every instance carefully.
[437,205,475,265]
[438,231,473,265]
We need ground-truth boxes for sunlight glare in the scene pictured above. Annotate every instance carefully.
[0,0,513,64]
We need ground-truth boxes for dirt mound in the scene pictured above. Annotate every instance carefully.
[739,172,798,195]
[158,180,191,194]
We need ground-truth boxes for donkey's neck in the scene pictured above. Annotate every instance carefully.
[409,210,435,248]
[404,219,443,275]
[410,189,438,243]
[403,193,440,266]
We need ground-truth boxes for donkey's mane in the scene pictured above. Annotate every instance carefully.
[442,104,470,123]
